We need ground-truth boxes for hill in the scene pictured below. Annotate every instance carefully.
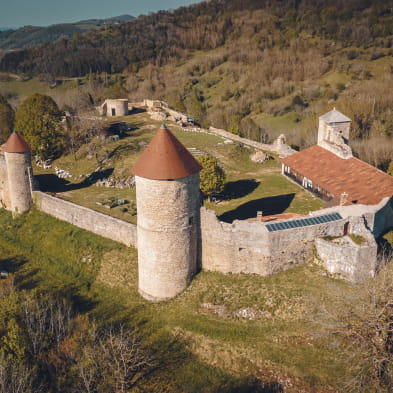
[0,14,134,50]
[0,0,392,171]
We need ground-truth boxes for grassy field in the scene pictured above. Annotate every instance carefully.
[0,208,361,392]
[35,111,323,224]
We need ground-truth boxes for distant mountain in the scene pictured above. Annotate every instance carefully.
[0,15,134,49]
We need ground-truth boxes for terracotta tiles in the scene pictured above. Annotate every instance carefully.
[2,132,31,153]
[281,145,393,205]
[131,124,202,180]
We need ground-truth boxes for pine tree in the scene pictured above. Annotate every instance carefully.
[198,154,226,200]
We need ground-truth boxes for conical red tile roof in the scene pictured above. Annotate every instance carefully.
[2,132,31,153]
[131,125,202,180]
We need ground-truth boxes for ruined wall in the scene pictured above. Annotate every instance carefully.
[136,174,200,301]
[200,207,346,276]
[208,127,296,157]
[33,191,137,247]
[315,218,377,282]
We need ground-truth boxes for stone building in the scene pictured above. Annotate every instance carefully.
[0,132,33,214]
[98,99,129,117]
[281,109,393,205]
[131,124,202,301]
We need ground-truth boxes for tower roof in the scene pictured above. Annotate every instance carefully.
[131,124,202,180]
[319,108,351,124]
[2,131,31,153]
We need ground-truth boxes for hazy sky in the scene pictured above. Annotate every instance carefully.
[0,0,203,28]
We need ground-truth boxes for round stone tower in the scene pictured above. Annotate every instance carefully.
[131,124,202,301]
[2,132,33,214]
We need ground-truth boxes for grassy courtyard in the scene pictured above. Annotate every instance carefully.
[34,111,323,224]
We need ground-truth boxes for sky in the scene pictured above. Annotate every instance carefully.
[0,0,203,28]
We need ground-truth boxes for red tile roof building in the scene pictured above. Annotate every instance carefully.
[282,110,393,206]
[282,145,393,205]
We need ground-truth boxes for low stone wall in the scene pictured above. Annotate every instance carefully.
[208,127,276,152]
[200,207,346,276]
[33,191,137,247]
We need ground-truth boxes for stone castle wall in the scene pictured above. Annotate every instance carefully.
[136,174,200,301]
[0,155,11,209]
[200,207,346,276]
[29,190,391,285]
[33,191,137,247]
[315,217,378,282]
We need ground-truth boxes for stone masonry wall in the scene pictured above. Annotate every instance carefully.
[5,152,32,214]
[200,207,346,276]
[315,217,377,282]
[33,191,137,247]
[0,156,10,209]
[136,174,200,301]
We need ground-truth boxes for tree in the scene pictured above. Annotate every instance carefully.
[198,154,225,200]
[340,253,393,392]
[0,94,15,144]
[14,94,63,160]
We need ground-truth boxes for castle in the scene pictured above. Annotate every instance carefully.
[1,109,393,301]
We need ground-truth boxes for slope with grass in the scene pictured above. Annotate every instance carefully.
[0,207,366,392]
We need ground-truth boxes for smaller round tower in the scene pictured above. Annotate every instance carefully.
[2,132,33,214]
[131,124,202,301]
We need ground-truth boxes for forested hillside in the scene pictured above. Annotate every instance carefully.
[0,15,134,50]
[1,0,392,76]
[1,0,393,169]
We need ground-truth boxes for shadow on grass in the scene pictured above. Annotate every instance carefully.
[145,332,283,392]
[219,193,295,223]
[221,179,260,200]
[35,168,114,192]
[0,256,27,273]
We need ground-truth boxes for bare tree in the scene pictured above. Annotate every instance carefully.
[21,295,73,357]
[341,252,393,393]
[75,324,153,393]
[0,353,33,393]
[98,325,152,393]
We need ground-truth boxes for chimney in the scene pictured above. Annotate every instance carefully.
[340,192,348,206]
[257,211,263,221]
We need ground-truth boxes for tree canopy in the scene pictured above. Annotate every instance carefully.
[0,94,15,144]
[198,154,226,198]
[14,94,63,160]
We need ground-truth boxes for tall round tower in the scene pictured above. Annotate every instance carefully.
[131,124,202,301]
[2,132,33,214]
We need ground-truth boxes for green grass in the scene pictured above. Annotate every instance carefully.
[348,234,365,245]
[0,77,77,100]
[37,112,323,224]
[0,208,358,391]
